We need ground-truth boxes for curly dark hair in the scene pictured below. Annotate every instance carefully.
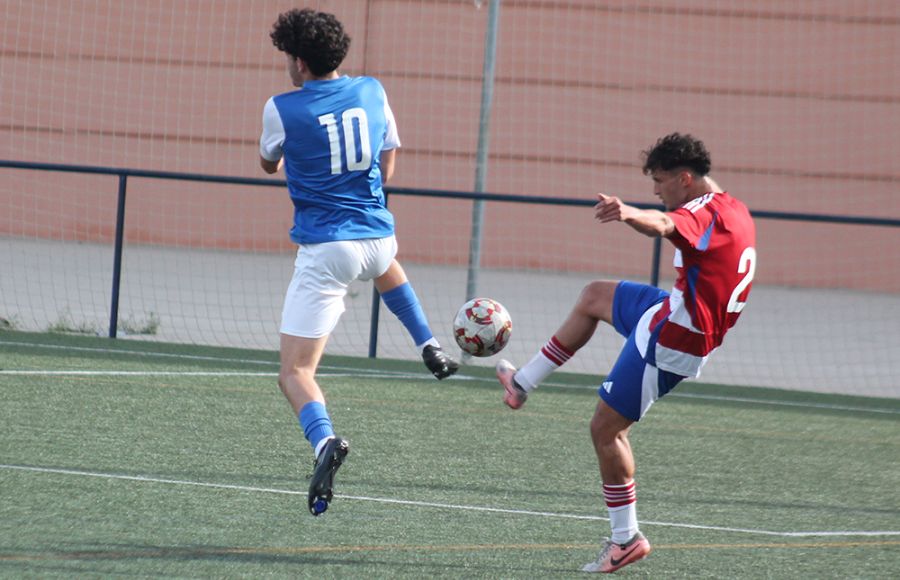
[641,133,712,176]
[270,8,351,77]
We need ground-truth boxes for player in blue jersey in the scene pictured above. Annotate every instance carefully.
[258,8,459,516]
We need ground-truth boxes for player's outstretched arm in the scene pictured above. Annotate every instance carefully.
[594,193,674,238]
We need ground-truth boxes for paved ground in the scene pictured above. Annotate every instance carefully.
[2,238,898,398]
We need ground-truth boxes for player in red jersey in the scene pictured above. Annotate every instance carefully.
[496,133,756,573]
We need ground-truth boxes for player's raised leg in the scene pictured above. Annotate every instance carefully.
[376,260,459,379]
[495,281,617,407]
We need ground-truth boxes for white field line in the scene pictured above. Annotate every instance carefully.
[1,370,277,376]
[0,370,427,380]
[0,340,282,365]
[0,340,412,376]
[0,370,409,379]
[2,464,898,538]
[2,339,898,415]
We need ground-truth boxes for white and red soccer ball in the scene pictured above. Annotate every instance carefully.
[453,297,512,357]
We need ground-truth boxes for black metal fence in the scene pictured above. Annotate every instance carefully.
[3,159,899,356]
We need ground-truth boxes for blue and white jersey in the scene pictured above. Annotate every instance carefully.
[260,76,401,244]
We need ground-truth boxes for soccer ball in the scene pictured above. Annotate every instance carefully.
[453,297,512,357]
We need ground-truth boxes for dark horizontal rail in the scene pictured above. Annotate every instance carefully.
[0,159,286,188]
[4,159,898,228]
[3,158,898,355]
[386,186,900,228]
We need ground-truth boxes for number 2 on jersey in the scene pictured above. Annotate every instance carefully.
[727,247,756,313]
[318,108,372,175]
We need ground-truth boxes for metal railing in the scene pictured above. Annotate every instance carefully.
[3,159,899,356]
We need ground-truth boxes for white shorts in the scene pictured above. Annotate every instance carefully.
[280,236,398,338]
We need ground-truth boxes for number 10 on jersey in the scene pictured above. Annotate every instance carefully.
[318,108,372,174]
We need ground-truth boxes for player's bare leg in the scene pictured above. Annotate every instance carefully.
[590,400,635,486]
[496,281,619,406]
[554,280,617,350]
[373,259,408,294]
[278,333,329,414]
[279,334,350,516]
[583,400,651,573]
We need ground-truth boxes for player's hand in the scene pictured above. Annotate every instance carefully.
[594,193,628,223]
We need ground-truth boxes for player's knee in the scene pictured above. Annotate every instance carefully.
[277,372,291,396]
[590,410,614,445]
[576,281,616,321]
[590,401,630,444]
[374,260,407,292]
[278,366,313,393]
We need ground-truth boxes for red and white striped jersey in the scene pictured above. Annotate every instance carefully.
[650,192,757,377]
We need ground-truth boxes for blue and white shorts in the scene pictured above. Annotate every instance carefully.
[280,236,397,338]
[598,281,687,421]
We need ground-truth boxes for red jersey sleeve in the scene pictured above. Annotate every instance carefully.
[667,192,717,252]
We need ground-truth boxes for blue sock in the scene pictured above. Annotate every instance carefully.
[381,282,433,347]
[298,401,334,454]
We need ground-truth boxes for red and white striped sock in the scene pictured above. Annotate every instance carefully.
[515,335,575,391]
[604,480,639,544]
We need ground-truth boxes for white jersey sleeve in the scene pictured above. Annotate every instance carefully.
[259,97,285,162]
[383,94,401,151]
